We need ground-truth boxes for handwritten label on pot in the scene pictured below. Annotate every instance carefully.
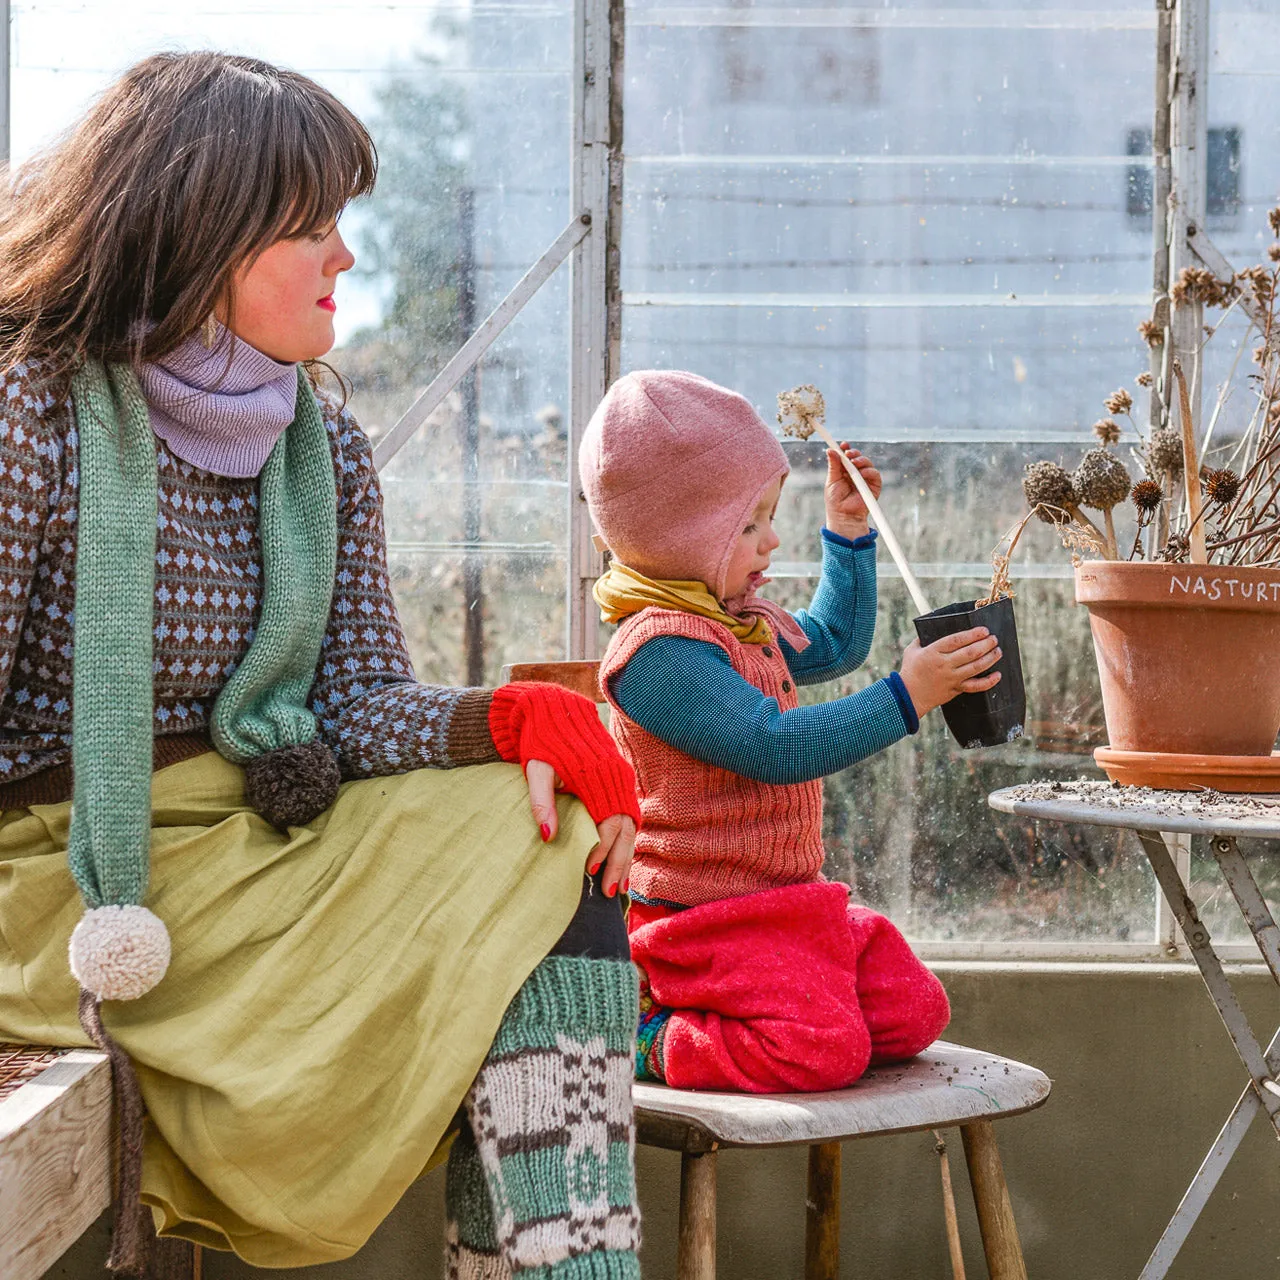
[1168,573,1280,604]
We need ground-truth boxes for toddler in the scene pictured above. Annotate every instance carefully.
[580,370,1002,1093]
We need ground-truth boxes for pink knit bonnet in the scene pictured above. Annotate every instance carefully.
[579,370,788,599]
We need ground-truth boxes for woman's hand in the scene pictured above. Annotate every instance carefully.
[525,759,636,897]
[899,627,1002,718]
[824,442,881,542]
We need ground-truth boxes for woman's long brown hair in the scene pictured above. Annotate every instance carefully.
[0,51,377,391]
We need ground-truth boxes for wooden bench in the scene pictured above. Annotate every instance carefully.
[0,1043,199,1279]
[505,660,1053,1280]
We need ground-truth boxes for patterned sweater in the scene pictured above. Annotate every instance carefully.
[0,362,499,807]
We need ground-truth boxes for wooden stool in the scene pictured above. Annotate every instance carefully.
[0,1043,200,1279]
[635,1041,1049,1280]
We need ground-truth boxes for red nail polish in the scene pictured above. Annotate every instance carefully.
[622,878,630,894]
[607,883,618,898]
[540,822,551,842]
[589,861,603,876]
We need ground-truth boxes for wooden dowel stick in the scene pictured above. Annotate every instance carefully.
[934,1130,968,1280]
[810,420,934,615]
[1172,359,1208,564]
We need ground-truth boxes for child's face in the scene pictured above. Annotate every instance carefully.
[722,476,783,601]
[222,222,356,363]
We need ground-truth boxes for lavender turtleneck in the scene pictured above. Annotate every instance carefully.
[137,324,299,479]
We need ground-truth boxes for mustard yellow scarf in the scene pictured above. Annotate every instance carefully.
[593,562,780,645]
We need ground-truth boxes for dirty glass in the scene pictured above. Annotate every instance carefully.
[622,0,1162,944]
[10,0,574,688]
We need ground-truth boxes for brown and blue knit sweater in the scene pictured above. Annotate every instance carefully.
[0,361,499,807]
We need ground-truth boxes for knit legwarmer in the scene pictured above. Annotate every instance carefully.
[446,1127,512,1280]
[463,956,641,1279]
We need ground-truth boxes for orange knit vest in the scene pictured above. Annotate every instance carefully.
[600,608,825,907]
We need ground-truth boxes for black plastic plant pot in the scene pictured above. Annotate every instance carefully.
[913,595,1027,749]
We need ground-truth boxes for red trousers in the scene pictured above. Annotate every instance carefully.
[629,882,950,1094]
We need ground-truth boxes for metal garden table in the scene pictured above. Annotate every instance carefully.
[988,782,1280,1280]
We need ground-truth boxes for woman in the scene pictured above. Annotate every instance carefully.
[0,51,641,1280]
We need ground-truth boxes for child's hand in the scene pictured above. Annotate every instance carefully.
[899,628,1002,718]
[824,442,881,542]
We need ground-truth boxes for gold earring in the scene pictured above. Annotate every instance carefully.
[201,314,218,349]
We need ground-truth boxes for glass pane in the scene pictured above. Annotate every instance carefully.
[622,0,1157,945]
[12,0,575,691]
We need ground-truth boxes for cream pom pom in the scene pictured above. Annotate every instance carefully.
[69,905,171,1001]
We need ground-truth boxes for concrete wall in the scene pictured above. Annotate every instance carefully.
[46,964,1280,1280]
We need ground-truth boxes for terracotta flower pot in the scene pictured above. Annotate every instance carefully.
[1074,560,1280,758]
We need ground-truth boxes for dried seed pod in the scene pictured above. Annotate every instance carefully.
[1131,479,1163,513]
[1136,371,1154,387]
[1073,448,1131,511]
[776,385,825,439]
[1270,207,1280,237]
[1104,389,1133,415]
[1022,460,1077,522]
[1203,467,1241,505]
[1147,427,1184,479]
[1171,266,1235,308]
[1138,318,1164,347]
[1092,418,1122,447]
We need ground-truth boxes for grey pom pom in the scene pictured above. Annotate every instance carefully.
[244,739,340,831]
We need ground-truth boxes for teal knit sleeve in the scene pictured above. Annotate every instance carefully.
[610,635,915,785]
[783,528,879,685]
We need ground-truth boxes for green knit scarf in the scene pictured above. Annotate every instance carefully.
[68,359,338,917]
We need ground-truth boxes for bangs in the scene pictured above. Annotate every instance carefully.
[228,61,378,247]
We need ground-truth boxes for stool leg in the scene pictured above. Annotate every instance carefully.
[960,1121,1027,1280]
[676,1150,717,1280]
[805,1141,841,1280]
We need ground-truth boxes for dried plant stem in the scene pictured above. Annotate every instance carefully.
[1103,507,1119,560]
[1209,518,1280,552]
[1172,359,1208,563]
[810,418,933,615]
[1198,322,1250,460]
[1063,502,1109,551]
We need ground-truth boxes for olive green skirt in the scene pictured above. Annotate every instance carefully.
[0,752,596,1266]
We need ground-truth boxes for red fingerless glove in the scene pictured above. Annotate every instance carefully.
[489,682,641,827]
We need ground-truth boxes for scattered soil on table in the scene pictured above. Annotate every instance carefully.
[1002,779,1280,822]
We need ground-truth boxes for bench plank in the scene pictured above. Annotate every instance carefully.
[634,1041,1051,1152]
[0,1050,112,1280]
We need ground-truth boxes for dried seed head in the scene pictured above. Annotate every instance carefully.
[1138,318,1164,347]
[1130,479,1163,513]
[1270,244,1280,263]
[1073,448,1131,511]
[1022,460,1077,521]
[1147,427,1184,479]
[1171,266,1235,308]
[1269,207,1280,236]
[1092,418,1122,447]
[1203,467,1241,505]
[776,385,825,439]
[1104,388,1133,415]
[1136,370,1154,387]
